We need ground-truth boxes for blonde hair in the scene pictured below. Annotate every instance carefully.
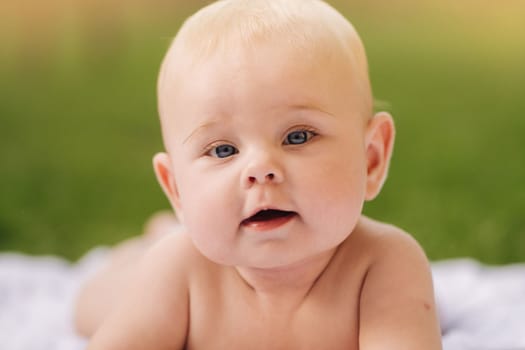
[158,0,372,119]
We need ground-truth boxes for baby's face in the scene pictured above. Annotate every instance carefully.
[158,41,375,269]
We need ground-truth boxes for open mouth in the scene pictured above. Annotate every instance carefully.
[241,209,296,226]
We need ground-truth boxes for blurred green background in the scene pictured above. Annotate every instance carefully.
[1,0,524,264]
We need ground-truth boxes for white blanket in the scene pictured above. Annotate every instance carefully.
[1,250,524,350]
[0,249,108,350]
[433,259,525,349]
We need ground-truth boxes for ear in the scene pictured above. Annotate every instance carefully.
[364,112,395,201]
[152,152,183,219]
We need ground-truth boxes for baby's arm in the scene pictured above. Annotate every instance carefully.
[359,228,442,349]
[87,234,189,350]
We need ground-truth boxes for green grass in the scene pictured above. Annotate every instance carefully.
[1,1,524,263]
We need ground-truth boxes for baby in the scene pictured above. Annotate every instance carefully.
[75,0,442,348]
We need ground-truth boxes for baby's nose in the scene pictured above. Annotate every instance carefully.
[248,172,278,184]
[242,155,284,188]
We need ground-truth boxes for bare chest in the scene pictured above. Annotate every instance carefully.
[185,283,360,350]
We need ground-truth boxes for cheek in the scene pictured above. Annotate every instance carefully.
[296,152,367,230]
[175,167,239,262]
[181,192,235,263]
[309,165,366,211]
[300,147,367,197]
[178,170,236,225]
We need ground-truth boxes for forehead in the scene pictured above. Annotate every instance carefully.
[159,39,370,130]
[172,42,334,101]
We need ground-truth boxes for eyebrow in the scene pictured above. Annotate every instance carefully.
[182,120,221,145]
[287,103,336,119]
[181,104,335,145]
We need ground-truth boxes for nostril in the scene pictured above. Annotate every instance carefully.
[247,173,275,184]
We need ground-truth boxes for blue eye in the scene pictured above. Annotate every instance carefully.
[284,130,315,145]
[210,144,238,158]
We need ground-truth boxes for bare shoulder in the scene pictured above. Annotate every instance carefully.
[354,216,442,350]
[354,216,429,263]
[335,216,429,272]
[88,232,201,350]
[142,230,205,272]
[354,215,434,300]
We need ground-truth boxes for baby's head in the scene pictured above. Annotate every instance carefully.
[154,0,394,268]
[158,0,373,131]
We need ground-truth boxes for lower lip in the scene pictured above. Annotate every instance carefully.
[242,214,296,232]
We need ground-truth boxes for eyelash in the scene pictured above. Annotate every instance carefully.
[204,141,238,158]
[282,127,318,145]
[203,127,318,158]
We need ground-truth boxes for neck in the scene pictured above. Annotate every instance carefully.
[234,247,338,311]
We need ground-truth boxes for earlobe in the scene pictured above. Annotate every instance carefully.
[152,152,182,213]
[364,112,395,201]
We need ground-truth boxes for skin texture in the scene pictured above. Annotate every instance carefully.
[78,2,443,349]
